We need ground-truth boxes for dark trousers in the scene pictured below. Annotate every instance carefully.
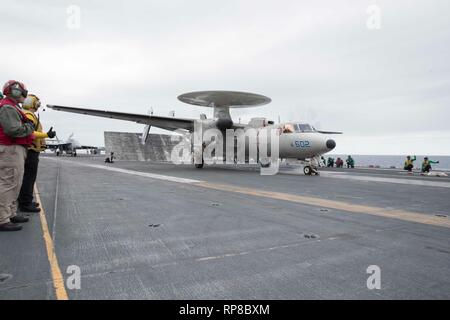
[18,150,40,206]
[404,164,413,172]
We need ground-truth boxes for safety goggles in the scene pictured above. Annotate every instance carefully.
[12,83,28,98]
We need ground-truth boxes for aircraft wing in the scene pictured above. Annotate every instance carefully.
[45,144,58,150]
[46,105,195,132]
[46,142,71,148]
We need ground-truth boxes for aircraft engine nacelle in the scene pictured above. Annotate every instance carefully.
[215,118,233,131]
[248,117,272,128]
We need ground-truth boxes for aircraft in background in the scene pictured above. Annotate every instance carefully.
[47,91,342,174]
[46,133,99,157]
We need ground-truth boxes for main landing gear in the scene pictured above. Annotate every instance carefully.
[195,161,204,169]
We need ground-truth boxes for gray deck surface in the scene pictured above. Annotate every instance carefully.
[1,155,449,299]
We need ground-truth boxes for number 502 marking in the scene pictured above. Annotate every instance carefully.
[294,140,310,148]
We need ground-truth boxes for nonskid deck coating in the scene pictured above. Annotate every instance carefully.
[1,155,449,299]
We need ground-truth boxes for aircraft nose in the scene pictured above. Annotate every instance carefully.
[326,139,336,150]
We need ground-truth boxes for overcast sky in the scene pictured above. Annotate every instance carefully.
[2,0,449,155]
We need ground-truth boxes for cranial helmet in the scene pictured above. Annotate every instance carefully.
[2,80,28,99]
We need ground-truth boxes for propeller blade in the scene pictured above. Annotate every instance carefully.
[316,130,343,134]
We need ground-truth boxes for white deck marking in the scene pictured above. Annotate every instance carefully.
[322,173,450,188]
[283,168,450,188]
[42,157,202,184]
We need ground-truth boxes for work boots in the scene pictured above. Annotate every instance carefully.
[19,204,41,213]
[11,216,29,223]
[0,222,23,232]
[0,214,30,231]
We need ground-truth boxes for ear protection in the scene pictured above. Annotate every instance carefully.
[23,94,41,111]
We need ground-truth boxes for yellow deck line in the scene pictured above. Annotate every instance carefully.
[195,182,450,229]
[34,185,69,300]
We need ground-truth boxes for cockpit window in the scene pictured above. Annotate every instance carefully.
[296,123,313,132]
[281,123,314,133]
[282,123,296,133]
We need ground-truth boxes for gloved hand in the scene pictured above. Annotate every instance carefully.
[47,127,56,139]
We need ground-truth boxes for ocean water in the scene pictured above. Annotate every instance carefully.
[328,155,450,171]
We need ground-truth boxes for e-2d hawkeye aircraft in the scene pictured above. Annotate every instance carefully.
[47,91,341,175]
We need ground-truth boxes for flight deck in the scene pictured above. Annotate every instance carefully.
[0,155,449,299]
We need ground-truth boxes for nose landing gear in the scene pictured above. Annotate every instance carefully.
[303,165,319,175]
[302,157,320,175]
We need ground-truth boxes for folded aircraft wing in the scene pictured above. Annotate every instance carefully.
[46,105,195,132]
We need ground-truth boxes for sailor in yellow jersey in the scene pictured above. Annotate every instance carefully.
[404,155,416,172]
[18,94,56,212]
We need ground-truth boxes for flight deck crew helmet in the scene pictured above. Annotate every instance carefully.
[2,80,28,99]
[23,94,41,111]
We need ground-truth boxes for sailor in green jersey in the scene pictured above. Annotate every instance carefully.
[421,157,439,173]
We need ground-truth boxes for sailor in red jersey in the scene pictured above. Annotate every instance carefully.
[0,80,35,231]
